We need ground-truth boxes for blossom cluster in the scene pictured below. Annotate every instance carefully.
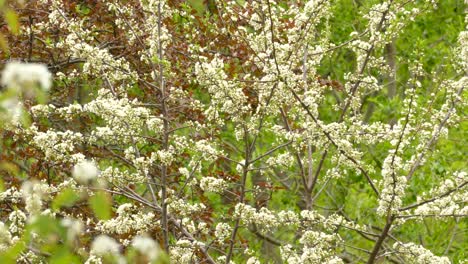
[0,0,466,263]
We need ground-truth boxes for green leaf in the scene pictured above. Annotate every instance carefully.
[0,161,19,175]
[89,191,112,220]
[0,33,8,52]
[187,0,204,15]
[52,188,80,211]
[4,9,19,35]
[30,215,62,237]
[0,239,27,263]
[35,88,48,104]
[156,251,170,264]
[19,108,32,128]
[49,246,81,264]
[75,4,91,16]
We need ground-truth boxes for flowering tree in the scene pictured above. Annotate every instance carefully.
[0,0,466,263]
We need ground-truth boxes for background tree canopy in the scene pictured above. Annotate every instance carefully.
[0,0,466,263]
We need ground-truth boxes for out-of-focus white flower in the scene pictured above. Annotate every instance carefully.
[0,221,12,250]
[0,98,23,124]
[131,235,160,261]
[1,61,52,91]
[91,235,121,255]
[61,218,83,241]
[72,160,99,184]
[246,257,260,264]
[21,181,44,215]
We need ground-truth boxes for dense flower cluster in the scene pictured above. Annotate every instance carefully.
[393,242,451,264]
[0,0,466,263]
[1,62,51,91]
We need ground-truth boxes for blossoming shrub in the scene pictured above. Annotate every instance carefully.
[0,0,466,263]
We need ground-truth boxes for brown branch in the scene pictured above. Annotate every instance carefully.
[367,216,394,264]
[399,181,467,211]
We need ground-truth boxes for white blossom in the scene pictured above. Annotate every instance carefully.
[72,160,100,184]
[21,181,46,215]
[0,98,23,124]
[393,242,451,264]
[0,222,12,251]
[1,61,52,91]
[214,223,231,241]
[90,235,121,255]
[131,235,161,261]
[200,177,228,193]
[61,218,83,241]
[96,204,156,236]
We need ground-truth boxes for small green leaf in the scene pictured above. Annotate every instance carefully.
[52,188,80,211]
[34,215,58,232]
[75,4,91,16]
[19,108,32,128]
[29,215,64,241]
[4,9,19,35]
[89,191,112,220]
[187,0,204,15]
[156,251,171,264]
[49,246,81,264]
[0,33,8,52]
[0,161,19,175]
[35,88,48,104]
[0,239,27,263]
